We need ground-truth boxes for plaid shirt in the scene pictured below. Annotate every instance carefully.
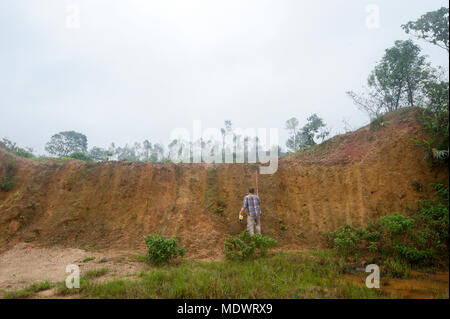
[242,194,261,217]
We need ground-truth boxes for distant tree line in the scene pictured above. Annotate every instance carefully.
[41,131,169,163]
[2,114,334,162]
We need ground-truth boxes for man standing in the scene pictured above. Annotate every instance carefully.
[239,188,262,235]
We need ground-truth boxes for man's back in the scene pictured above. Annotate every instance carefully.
[243,194,261,217]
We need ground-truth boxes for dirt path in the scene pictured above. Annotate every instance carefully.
[0,243,146,295]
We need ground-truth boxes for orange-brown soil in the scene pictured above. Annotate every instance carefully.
[0,108,448,260]
[343,271,449,299]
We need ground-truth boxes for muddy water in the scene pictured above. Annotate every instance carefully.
[343,271,449,299]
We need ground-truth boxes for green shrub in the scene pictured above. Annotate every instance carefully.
[144,233,185,265]
[0,178,15,192]
[68,152,93,162]
[324,223,364,255]
[414,106,449,166]
[370,114,385,130]
[1,138,35,159]
[325,185,449,265]
[393,244,435,262]
[214,200,227,215]
[418,183,449,245]
[0,158,16,192]
[383,259,412,278]
[224,231,277,260]
[376,213,415,236]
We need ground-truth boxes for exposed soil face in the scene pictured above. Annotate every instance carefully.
[0,108,448,260]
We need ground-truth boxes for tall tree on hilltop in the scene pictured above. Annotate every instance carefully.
[45,131,88,157]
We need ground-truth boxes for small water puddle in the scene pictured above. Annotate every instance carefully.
[342,271,449,299]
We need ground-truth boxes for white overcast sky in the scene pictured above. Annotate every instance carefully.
[0,0,448,154]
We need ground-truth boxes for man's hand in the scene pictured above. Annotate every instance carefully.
[239,207,245,222]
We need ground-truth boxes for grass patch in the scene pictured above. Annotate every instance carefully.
[134,254,148,262]
[82,256,95,263]
[55,250,387,299]
[55,277,89,296]
[3,281,52,299]
[84,268,109,280]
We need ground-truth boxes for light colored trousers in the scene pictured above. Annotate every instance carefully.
[247,216,261,235]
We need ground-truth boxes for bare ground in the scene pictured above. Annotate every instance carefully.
[0,243,147,296]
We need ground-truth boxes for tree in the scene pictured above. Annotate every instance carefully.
[114,143,140,161]
[285,117,300,152]
[300,114,329,146]
[150,143,165,162]
[286,114,329,152]
[142,140,165,162]
[402,7,449,53]
[88,147,111,162]
[221,120,233,162]
[348,40,429,118]
[346,89,386,119]
[45,131,87,157]
[143,140,152,161]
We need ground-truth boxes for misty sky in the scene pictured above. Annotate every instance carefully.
[0,0,448,155]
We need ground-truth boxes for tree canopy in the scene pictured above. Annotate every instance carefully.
[286,114,329,152]
[348,40,430,118]
[45,131,88,157]
[402,7,449,53]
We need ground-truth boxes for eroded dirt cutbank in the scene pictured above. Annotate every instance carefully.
[0,108,448,259]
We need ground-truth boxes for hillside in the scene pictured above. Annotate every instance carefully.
[0,108,448,259]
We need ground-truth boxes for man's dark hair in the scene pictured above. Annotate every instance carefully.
[249,188,255,194]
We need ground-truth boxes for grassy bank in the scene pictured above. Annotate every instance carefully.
[4,250,393,299]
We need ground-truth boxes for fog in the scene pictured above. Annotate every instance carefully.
[0,0,448,154]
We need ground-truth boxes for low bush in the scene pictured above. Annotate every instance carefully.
[370,114,385,130]
[68,152,93,162]
[413,104,449,166]
[0,138,35,159]
[325,184,449,265]
[0,158,16,192]
[417,183,449,246]
[144,233,185,265]
[224,231,277,261]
